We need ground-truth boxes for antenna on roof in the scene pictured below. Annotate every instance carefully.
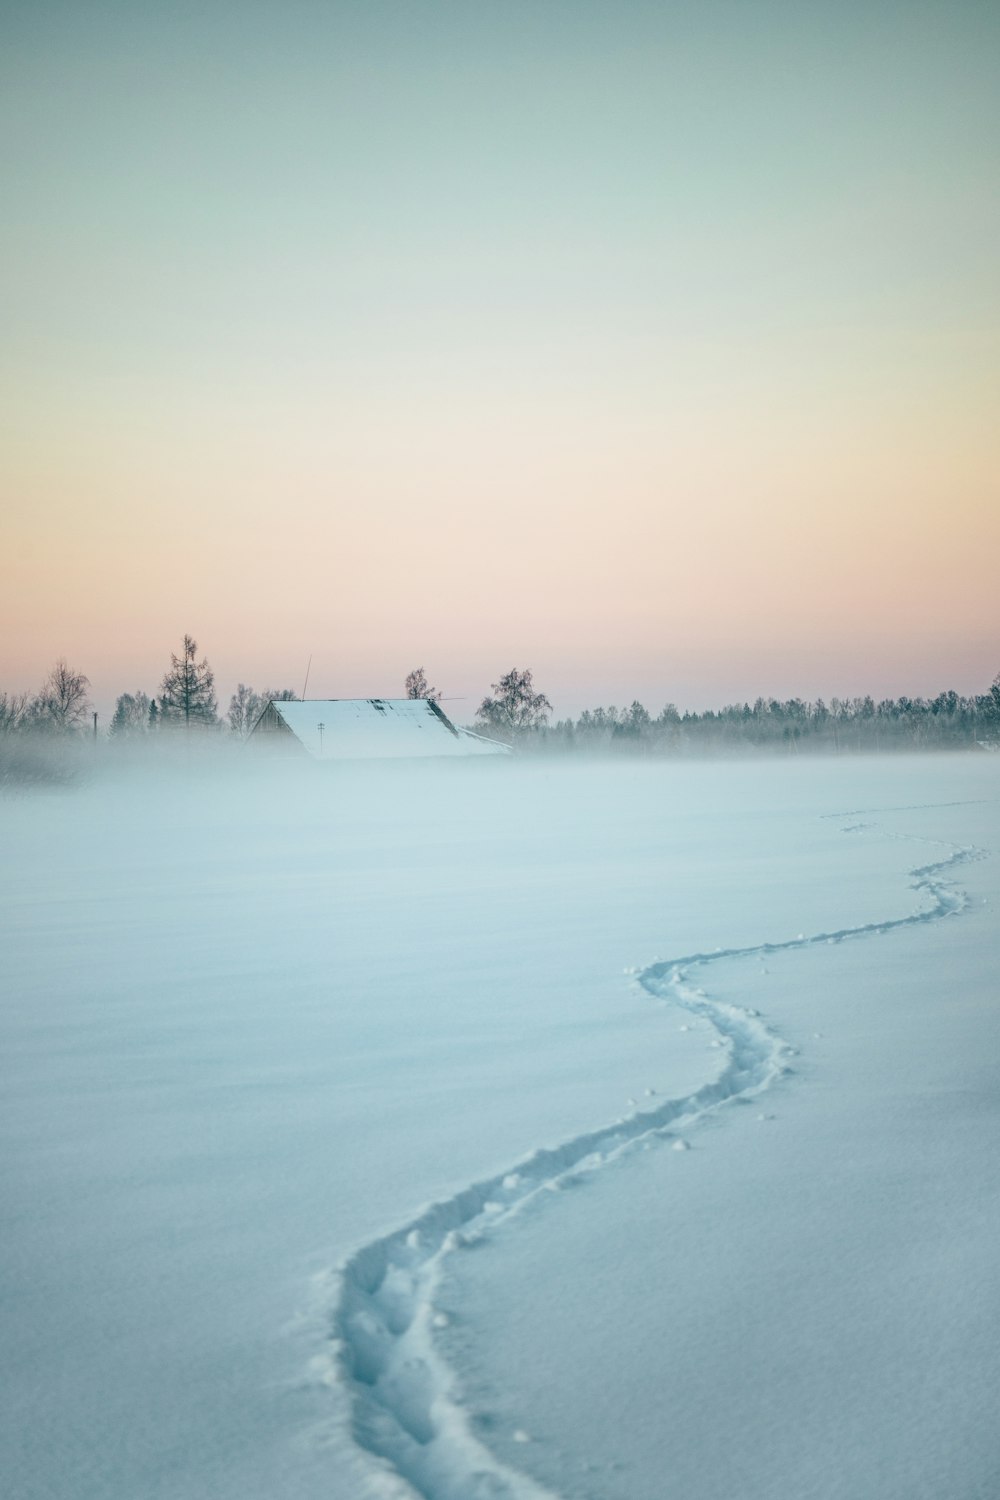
[301,654,312,700]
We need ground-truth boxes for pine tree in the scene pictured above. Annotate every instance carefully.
[158,637,218,728]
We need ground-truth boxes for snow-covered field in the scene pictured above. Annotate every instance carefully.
[2,753,998,1500]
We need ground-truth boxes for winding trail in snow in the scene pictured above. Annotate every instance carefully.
[326,823,984,1500]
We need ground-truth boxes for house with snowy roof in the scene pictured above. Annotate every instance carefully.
[249,698,510,761]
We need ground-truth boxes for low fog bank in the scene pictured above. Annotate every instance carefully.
[2,727,997,802]
[2,739,997,868]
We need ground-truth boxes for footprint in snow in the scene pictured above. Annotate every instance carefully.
[329,825,981,1500]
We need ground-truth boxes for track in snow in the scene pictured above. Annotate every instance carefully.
[325,828,983,1500]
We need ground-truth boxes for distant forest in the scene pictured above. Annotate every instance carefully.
[532,687,1000,755]
[474,666,1000,754]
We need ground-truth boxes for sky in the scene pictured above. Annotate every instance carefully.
[2,0,998,722]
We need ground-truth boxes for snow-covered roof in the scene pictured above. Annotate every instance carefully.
[252,698,510,761]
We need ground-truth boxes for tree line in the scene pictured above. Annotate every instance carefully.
[3,643,999,755]
[469,666,1000,753]
[534,686,1000,755]
[0,637,298,743]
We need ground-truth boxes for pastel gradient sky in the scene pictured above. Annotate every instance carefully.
[2,0,998,720]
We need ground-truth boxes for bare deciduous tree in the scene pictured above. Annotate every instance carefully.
[109,692,151,738]
[476,668,552,741]
[0,691,29,735]
[404,668,439,703]
[228,685,298,738]
[227,683,260,739]
[29,660,91,732]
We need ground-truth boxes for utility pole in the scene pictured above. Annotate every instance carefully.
[317,722,325,756]
[93,711,98,741]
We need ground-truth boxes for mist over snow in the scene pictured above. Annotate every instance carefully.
[2,751,998,1500]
